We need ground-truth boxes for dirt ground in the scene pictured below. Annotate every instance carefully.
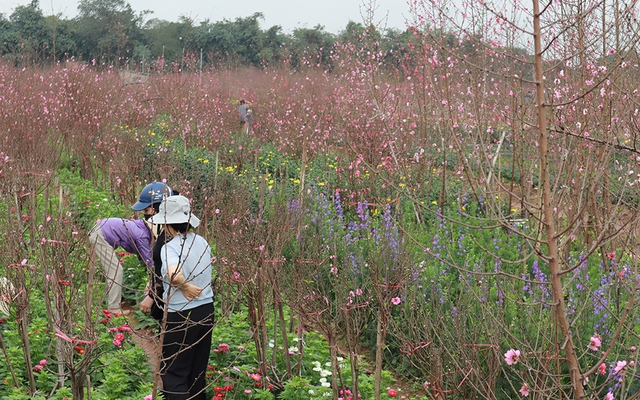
[125,309,163,389]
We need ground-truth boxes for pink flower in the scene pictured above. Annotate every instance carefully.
[605,392,614,400]
[504,349,521,365]
[387,388,398,397]
[218,343,230,353]
[144,396,152,400]
[391,297,401,305]
[519,383,530,397]
[33,364,44,372]
[250,373,261,382]
[598,363,607,375]
[589,334,602,350]
[39,359,47,365]
[355,288,363,295]
[613,360,627,376]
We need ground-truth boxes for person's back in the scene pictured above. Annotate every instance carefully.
[89,217,153,314]
[97,218,152,259]
[237,99,248,124]
[150,195,214,400]
[161,232,213,311]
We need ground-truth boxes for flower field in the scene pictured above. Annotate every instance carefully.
[2,5,640,398]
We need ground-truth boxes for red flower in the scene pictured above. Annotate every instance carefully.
[387,388,398,397]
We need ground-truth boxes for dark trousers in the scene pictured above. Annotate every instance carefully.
[161,302,214,400]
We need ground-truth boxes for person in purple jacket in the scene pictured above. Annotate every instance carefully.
[89,215,154,315]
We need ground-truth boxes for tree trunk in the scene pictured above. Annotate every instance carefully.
[532,0,585,397]
[374,308,387,400]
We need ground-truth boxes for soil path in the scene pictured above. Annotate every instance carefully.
[126,312,163,389]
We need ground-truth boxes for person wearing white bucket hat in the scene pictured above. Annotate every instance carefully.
[150,195,214,400]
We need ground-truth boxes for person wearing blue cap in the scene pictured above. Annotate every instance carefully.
[131,182,178,317]
[88,182,172,315]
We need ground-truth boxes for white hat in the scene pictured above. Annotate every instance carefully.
[150,195,201,228]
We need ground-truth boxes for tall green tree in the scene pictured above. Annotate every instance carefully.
[194,13,267,68]
[6,0,51,66]
[74,0,144,66]
[257,25,286,68]
[46,14,78,63]
[0,14,14,56]
[289,25,336,70]
[142,18,183,67]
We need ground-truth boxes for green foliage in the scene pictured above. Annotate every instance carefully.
[279,377,316,399]
[3,0,52,66]
[93,346,152,399]
[56,168,128,230]
[0,296,152,399]
[75,0,145,66]
[121,254,148,303]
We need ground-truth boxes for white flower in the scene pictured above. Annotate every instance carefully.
[312,360,322,371]
[320,369,331,377]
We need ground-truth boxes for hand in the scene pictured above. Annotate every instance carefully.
[140,295,153,313]
[180,283,203,301]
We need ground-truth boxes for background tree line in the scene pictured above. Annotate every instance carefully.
[0,0,423,71]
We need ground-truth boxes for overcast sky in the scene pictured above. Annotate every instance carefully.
[2,0,413,34]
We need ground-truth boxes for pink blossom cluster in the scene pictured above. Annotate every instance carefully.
[32,359,48,372]
[213,342,230,354]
